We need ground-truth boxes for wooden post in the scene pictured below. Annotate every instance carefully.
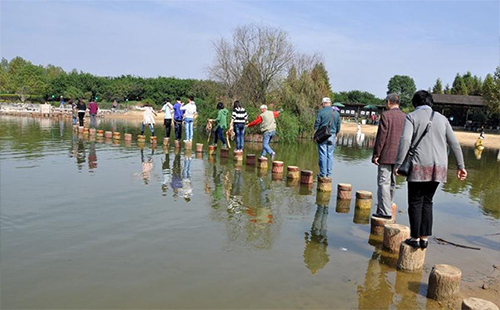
[196,143,204,153]
[383,224,410,253]
[397,242,426,272]
[370,215,395,235]
[184,140,192,149]
[246,154,256,165]
[287,166,300,179]
[353,207,370,224]
[462,298,499,310]
[258,157,268,169]
[234,150,243,161]
[150,136,157,144]
[221,147,229,158]
[97,130,104,137]
[316,191,331,206]
[124,140,132,147]
[427,264,462,302]
[208,145,216,155]
[163,137,170,147]
[317,176,332,192]
[89,128,96,136]
[124,133,132,141]
[272,172,283,181]
[79,126,84,133]
[335,199,351,213]
[174,140,181,149]
[337,183,352,200]
[105,131,112,139]
[113,132,121,140]
[300,170,313,184]
[137,134,146,142]
[355,191,372,211]
[272,161,284,173]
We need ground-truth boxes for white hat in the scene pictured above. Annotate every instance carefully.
[260,104,268,110]
[322,97,331,103]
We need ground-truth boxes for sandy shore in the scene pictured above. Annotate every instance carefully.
[106,111,500,149]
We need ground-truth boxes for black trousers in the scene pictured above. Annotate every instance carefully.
[408,181,439,238]
[78,112,85,126]
[164,119,172,138]
[174,120,182,140]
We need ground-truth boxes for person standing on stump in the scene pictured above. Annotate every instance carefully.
[136,102,157,136]
[88,98,98,128]
[395,90,467,249]
[372,94,406,219]
[160,97,174,138]
[231,100,248,151]
[173,97,184,141]
[313,97,341,179]
[212,102,229,148]
[247,104,279,160]
[76,98,86,127]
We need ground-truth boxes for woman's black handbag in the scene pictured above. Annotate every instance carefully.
[397,111,435,176]
[314,110,334,144]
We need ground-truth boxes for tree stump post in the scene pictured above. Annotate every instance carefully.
[317,176,332,192]
[287,166,300,179]
[78,126,84,133]
[220,147,229,158]
[89,128,96,136]
[300,170,313,184]
[272,161,284,173]
[427,264,462,302]
[104,131,112,139]
[336,199,351,213]
[370,215,395,235]
[462,298,499,310]
[208,145,216,155]
[316,191,331,206]
[234,150,243,161]
[397,242,426,272]
[96,130,104,137]
[355,190,373,211]
[163,137,170,147]
[124,133,132,141]
[195,143,203,153]
[272,173,283,181]
[383,224,410,253]
[337,183,352,200]
[183,140,191,149]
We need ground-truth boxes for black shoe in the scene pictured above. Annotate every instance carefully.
[420,239,429,249]
[372,213,392,220]
[405,238,420,248]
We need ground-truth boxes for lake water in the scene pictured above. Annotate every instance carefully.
[1,116,499,309]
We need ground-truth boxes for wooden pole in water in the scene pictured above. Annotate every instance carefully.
[184,140,192,149]
[370,216,395,235]
[208,145,216,155]
[196,143,204,153]
[221,147,229,158]
[355,191,372,211]
[97,130,104,137]
[124,133,132,141]
[287,166,300,179]
[272,172,283,181]
[150,136,157,144]
[258,157,268,169]
[89,128,96,136]
[163,137,170,147]
[174,140,181,149]
[234,150,243,161]
[79,126,84,133]
[427,264,462,302]
[336,199,351,213]
[272,161,284,173]
[105,131,112,139]
[317,176,332,192]
[113,132,121,140]
[383,224,410,253]
[337,183,352,200]
[300,170,313,184]
[397,242,426,272]
[246,154,256,165]
[137,134,146,142]
[462,298,499,310]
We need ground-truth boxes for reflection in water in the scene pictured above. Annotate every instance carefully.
[303,205,329,274]
[141,149,154,184]
[88,142,97,170]
[77,137,86,171]
[357,247,394,309]
[182,155,193,201]
[161,154,171,193]
[228,169,243,212]
[171,153,182,198]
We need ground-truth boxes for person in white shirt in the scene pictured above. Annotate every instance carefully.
[180,96,197,142]
[160,97,174,138]
[136,102,157,136]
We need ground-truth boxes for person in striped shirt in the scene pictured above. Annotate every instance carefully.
[231,101,248,151]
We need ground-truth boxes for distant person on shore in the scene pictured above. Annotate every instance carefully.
[212,102,229,148]
[173,97,184,141]
[59,96,65,109]
[76,99,86,126]
[112,100,118,112]
[88,98,98,128]
[231,100,248,151]
[371,94,406,219]
[395,90,467,249]
[160,97,174,138]
[313,97,341,178]
[247,104,279,160]
[181,96,197,142]
[137,103,157,136]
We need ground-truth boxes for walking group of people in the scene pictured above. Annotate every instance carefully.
[69,98,99,128]
[155,98,280,160]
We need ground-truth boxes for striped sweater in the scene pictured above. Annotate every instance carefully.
[231,107,248,123]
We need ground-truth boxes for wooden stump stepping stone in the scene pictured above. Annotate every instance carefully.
[427,264,462,302]
[397,242,426,272]
[383,224,410,253]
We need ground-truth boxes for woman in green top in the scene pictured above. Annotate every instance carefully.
[213,102,229,147]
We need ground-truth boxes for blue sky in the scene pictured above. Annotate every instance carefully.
[1,0,498,97]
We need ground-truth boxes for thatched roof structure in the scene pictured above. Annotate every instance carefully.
[432,94,485,107]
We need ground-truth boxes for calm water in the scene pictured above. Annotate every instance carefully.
[1,116,499,309]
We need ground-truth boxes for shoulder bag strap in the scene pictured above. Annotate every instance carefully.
[409,110,435,154]
[327,109,334,129]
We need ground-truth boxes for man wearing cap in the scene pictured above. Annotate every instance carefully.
[314,97,341,178]
[247,104,279,160]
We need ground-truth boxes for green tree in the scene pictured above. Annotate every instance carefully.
[386,75,416,108]
[432,78,444,94]
[451,74,468,95]
[482,70,500,115]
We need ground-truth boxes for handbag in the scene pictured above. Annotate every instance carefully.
[397,111,435,176]
[314,109,334,144]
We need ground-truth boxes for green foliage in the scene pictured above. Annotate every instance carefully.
[334,90,385,105]
[386,75,416,108]
[451,74,468,95]
[482,68,500,125]
[275,111,300,143]
[432,78,443,94]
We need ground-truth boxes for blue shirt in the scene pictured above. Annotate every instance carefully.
[314,106,341,135]
[173,102,184,121]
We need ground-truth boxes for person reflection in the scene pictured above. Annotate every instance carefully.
[141,148,154,185]
[77,139,86,171]
[211,165,224,207]
[88,142,97,170]
[161,153,171,192]
[357,247,394,309]
[182,154,193,201]
[171,153,182,198]
[227,169,243,212]
[246,178,273,226]
[303,204,329,274]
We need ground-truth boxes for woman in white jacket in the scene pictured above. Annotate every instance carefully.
[137,103,157,136]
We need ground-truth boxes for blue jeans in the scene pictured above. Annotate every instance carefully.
[141,123,155,135]
[318,135,336,178]
[214,126,226,146]
[184,118,193,140]
[261,131,275,157]
[72,116,77,125]
[234,123,245,150]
